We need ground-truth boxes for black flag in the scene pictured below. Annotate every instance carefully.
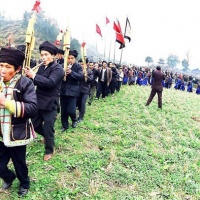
[124,17,131,42]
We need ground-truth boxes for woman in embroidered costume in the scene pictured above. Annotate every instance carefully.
[0,48,37,197]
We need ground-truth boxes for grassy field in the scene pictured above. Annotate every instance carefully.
[0,85,200,200]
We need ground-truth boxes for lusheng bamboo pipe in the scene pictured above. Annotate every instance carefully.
[29,62,44,73]
[63,29,70,81]
[0,76,4,92]
[23,62,44,74]
[81,42,87,82]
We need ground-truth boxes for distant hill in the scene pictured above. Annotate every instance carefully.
[0,20,26,45]
[0,16,103,62]
[0,17,59,59]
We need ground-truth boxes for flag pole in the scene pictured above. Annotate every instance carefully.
[103,39,106,60]
[96,34,99,62]
[113,41,116,63]
[96,23,103,62]
[105,16,110,61]
[108,40,111,61]
[119,48,123,65]
[119,17,128,65]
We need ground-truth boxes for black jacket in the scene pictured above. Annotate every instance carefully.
[111,67,118,82]
[91,68,99,87]
[80,68,94,94]
[33,61,64,111]
[60,62,83,97]
[0,75,37,144]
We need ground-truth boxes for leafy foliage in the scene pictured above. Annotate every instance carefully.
[158,58,165,65]
[182,59,189,72]
[145,56,153,66]
[167,54,180,68]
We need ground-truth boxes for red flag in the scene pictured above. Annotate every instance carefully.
[82,42,86,47]
[32,0,41,13]
[96,24,102,37]
[54,40,60,46]
[106,17,110,24]
[117,20,123,33]
[113,22,121,33]
[113,20,125,49]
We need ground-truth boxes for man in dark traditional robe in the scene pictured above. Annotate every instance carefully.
[25,41,64,161]
[60,50,83,131]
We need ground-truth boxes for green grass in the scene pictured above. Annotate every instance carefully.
[0,85,200,199]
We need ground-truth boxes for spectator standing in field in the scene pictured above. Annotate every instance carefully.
[145,66,165,109]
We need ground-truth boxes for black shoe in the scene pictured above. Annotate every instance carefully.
[77,118,83,123]
[2,176,16,189]
[61,127,68,132]
[72,121,78,128]
[18,186,28,197]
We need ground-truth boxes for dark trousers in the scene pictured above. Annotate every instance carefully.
[96,81,107,99]
[146,89,162,108]
[116,81,122,92]
[60,95,77,129]
[77,93,89,119]
[32,109,57,154]
[88,85,96,104]
[0,142,30,189]
[109,81,116,94]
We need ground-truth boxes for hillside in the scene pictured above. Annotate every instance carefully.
[0,85,199,199]
[0,19,102,62]
[0,19,46,59]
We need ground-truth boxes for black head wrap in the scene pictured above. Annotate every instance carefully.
[0,47,25,67]
[16,45,26,53]
[39,41,58,55]
[78,57,88,63]
[58,49,64,55]
[69,50,78,58]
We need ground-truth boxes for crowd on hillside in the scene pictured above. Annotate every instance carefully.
[78,62,200,96]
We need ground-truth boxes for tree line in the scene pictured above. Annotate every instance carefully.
[145,55,189,72]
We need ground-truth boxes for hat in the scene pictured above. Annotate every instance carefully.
[78,57,88,63]
[0,47,25,67]
[58,49,64,55]
[69,50,78,58]
[16,45,26,53]
[39,41,58,55]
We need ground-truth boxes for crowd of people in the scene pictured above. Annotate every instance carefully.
[120,65,200,95]
[0,40,199,197]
